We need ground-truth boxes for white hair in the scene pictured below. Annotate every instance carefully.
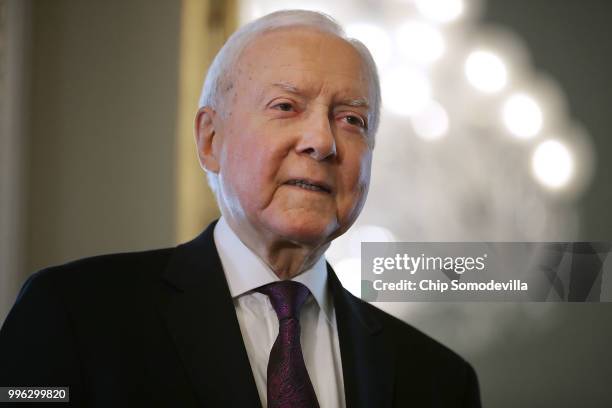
[199,9,381,197]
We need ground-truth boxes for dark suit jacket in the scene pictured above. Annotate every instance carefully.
[0,221,481,407]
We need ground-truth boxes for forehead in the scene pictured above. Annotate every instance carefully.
[234,27,372,98]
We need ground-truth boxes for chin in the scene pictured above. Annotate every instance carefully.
[267,212,338,246]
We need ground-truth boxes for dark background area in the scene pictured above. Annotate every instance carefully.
[464,2,612,406]
[485,0,612,240]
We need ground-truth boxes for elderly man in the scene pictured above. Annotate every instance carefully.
[0,10,480,408]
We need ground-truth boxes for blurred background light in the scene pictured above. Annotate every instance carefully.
[348,224,396,257]
[502,93,543,139]
[245,0,336,22]
[465,50,508,93]
[410,100,450,140]
[414,0,465,23]
[532,140,574,188]
[382,67,432,116]
[346,23,393,67]
[334,257,362,297]
[396,21,446,64]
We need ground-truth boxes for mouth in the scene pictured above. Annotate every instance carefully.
[284,178,332,194]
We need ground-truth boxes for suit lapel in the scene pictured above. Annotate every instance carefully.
[328,264,395,408]
[156,222,261,407]
[155,221,394,407]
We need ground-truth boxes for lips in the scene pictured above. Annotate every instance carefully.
[284,178,332,193]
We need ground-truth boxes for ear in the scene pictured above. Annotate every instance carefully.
[194,106,221,173]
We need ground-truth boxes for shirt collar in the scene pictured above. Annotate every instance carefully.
[213,216,333,323]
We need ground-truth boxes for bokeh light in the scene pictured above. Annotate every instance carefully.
[414,0,465,23]
[396,21,446,64]
[382,67,432,116]
[532,140,574,188]
[346,23,393,67]
[465,50,508,93]
[410,100,450,140]
[502,93,543,139]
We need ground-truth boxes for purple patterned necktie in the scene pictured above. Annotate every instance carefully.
[256,281,320,408]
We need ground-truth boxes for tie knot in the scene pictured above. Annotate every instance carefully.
[256,281,311,321]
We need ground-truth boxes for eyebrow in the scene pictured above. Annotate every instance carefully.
[341,98,370,109]
[271,82,370,109]
[271,82,301,94]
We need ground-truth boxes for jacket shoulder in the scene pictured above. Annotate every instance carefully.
[0,247,176,395]
[348,292,481,405]
[10,248,176,315]
[31,247,175,288]
[350,290,472,367]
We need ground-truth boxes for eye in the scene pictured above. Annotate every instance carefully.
[343,114,367,129]
[272,102,294,112]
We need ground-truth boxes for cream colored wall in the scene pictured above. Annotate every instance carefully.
[175,0,235,242]
[25,0,237,274]
[25,0,181,275]
[0,0,30,323]
[1,0,235,323]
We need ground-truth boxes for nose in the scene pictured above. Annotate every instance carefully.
[295,109,337,161]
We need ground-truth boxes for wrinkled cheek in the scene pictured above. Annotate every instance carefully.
[218,162,256,217]
[346,182,369,221]
[230,170,281,221]
[341,154,372,223]
[218,172,244,217]
[356,152,373,200]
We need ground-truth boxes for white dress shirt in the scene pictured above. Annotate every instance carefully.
[213,217,346,408]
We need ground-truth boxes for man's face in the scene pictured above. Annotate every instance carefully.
[211,28,374,246]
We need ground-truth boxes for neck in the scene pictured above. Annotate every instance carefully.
[225,217,329,280]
